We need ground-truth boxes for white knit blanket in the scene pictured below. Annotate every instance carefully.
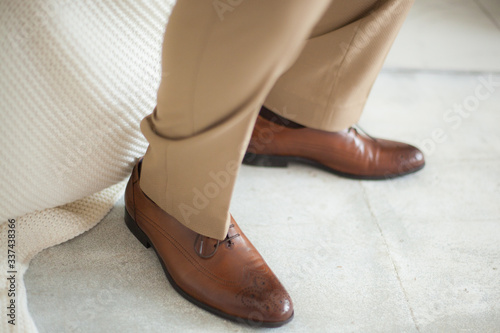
[0,1,175,331]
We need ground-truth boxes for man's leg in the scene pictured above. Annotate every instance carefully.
[265,0,415,131]
[140,0,331,240]
[245,0,425,179]
[125,0,331,326]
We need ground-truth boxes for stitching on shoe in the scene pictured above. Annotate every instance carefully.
[136,210,239,286]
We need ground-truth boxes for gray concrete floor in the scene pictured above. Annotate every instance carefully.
[25,1,500,332]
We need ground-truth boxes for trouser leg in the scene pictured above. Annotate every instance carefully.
[140,0,331,240]
[264,0,415,132]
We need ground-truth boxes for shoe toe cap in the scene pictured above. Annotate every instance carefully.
[398,144,425,171]
[235,274,294,326]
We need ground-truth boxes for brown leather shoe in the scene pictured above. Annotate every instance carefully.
[124,160,293,327]
[243,107,425,179]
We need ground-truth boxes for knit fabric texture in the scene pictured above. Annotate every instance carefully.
[0,1,175,331]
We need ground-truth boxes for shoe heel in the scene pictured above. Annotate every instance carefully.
[243,152,289,167]
[124,208,151,248]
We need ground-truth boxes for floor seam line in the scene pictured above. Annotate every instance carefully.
[361,183,421,332]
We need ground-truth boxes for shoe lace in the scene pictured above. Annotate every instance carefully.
[194,224,241,259]
[349,124,378,141]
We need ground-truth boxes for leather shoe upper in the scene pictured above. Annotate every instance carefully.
[125,161,293,326]
[246,112,425,179]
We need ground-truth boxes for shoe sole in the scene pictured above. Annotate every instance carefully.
[243,152,425,180]
[124,208,293,328]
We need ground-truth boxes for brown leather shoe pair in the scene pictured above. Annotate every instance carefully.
[124,108,424,328]
[124,161,293,327]
[243,107,425,179]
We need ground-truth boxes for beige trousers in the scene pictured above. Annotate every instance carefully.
[140,0,414,240]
